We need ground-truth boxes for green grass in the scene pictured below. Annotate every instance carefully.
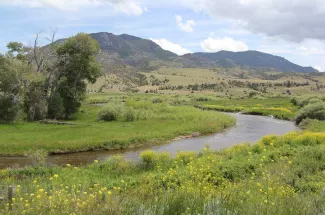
[2,132,325,214]
[199,97,294,107]
[0,98,235,155]
[198,97,298,120]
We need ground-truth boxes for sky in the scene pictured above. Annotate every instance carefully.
[0,0,325,71]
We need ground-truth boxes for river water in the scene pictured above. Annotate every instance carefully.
[0,113,298,169]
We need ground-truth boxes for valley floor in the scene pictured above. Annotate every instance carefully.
[2,93,325,214]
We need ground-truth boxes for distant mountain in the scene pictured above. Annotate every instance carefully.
[90,32,177,70]
[54,32,318,73]
[191,51,318,73]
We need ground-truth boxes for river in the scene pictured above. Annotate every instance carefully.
[0,113,298,169]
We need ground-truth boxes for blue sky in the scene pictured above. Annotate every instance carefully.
[1,0,325,71]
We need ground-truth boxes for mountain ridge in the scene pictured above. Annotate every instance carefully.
[55,32,319,73]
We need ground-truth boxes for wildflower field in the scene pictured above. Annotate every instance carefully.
[1,131,325,214]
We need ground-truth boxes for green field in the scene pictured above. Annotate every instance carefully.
[0,95,235,155]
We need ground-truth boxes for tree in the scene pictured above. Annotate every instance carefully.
[1,32,102,122]
[53,33,101,119]
[6,42,30,61]
[23,73,47,121]
[0,54,26,122]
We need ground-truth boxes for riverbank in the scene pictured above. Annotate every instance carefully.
[0,101,235,156]
[1,131,325,214]
[0,113,297,169]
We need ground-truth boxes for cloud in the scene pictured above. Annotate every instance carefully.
[175,15,196,32]
[200,37,248,52]
[180,0,325,41]
[0,0,144,15]
[314,66,322,72]
[151,38,191,55]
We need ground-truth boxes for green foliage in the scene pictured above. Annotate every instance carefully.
[6,42,30,61]
[299,119,325,132]
[47,92,65,119]
[54,33,101,119]
[23,73,47,121]
[98,104,121,121]
[123,107,137,122]
[151,97,163,103]
[308,97,322,105]
[295,102,325,124]
[140,150,156,167]
[291,96,325,107]
[0,55,26,122]
[0,95,20,123]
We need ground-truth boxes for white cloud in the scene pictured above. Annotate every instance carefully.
[255,37,325,70]
[315,66,322,72]
[0,0,144,15]
[151,38,191,55]
[200,37,248,52]
[175,15,196,32]
[180,0,325,41]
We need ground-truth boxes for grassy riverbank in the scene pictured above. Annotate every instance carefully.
[197,97,298,120]
[2,131,325,214]
[0,96,235,156]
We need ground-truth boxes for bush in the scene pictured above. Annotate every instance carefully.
[152,97,163,104]
[98,104,121,121]
[123,107,137,122]
[140,150,156,167]
[295,102,325,124]
[291,96,325,107]
[25,149,48,166]
[308,98,322,105]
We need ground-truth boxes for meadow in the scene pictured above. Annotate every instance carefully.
[2,131,325,214]
[0,94,235,155]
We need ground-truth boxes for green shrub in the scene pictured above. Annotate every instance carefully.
[123,107,137,122]
[295,102,325,124]
[291,96,325,107]
[140,150,156,167]
[152,97,163,104]
[308,98,322,105]
[98,104,121,121]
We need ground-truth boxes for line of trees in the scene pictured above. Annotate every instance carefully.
[0,32,101,123]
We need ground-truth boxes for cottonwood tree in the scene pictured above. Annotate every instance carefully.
[50,33,101,119]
